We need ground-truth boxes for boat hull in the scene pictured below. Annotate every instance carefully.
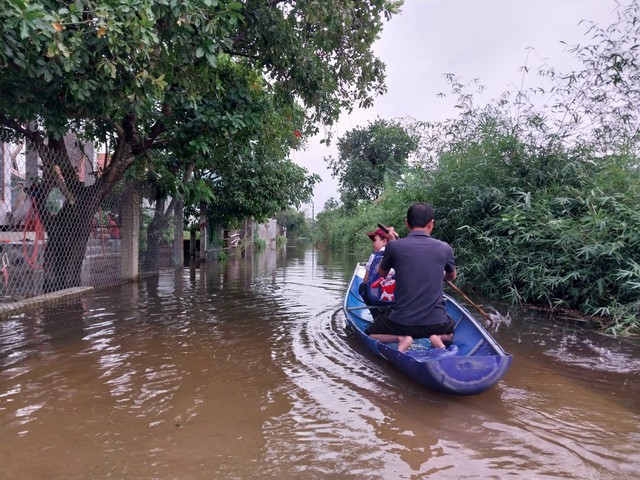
[343,265,512,395]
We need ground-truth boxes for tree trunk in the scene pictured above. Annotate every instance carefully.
[27,132,124,293]
[41,195,101,293]
[143,198,165,270]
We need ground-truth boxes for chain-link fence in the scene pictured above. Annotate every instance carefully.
[139,200,183,275]
[0,130,182,316]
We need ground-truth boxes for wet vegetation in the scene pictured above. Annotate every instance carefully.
[317,2,640,336]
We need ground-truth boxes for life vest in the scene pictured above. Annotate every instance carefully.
[366,250,395,304]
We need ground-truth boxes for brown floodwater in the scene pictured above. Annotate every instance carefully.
[1,245,639,479]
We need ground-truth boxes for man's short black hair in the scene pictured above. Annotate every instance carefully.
[406,202,435,228]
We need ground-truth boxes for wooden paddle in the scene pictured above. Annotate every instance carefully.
[446,280,494,327]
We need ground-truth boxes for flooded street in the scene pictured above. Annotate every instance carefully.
[1,245,639,479]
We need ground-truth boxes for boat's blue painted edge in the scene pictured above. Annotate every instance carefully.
[343,264,512,395]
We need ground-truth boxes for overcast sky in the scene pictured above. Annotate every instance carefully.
[292,0,620,216]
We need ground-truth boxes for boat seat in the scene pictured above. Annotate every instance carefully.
[467,338,486,355]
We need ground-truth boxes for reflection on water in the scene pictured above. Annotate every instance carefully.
[1,245,639,479]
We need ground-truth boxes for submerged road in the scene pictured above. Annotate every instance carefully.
[1,246,638,479]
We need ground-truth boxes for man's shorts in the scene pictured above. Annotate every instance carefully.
[365,309,455,338]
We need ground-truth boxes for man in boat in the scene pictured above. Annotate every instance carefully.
[365,202,456,352]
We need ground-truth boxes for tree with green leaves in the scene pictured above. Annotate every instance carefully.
[0,0,402,290]
[140,60,319,266]
[276,208,310,240]
[325,119,418,208]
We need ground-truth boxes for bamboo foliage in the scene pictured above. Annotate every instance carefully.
[315,1,640,335]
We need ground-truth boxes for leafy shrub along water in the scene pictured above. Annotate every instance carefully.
[317,2,640,335]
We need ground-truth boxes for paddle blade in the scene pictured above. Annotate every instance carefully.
[486,307,512,332]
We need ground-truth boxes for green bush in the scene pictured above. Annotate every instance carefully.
[316,115,640,335]
[314,2,640,335]
[276,235,287,248]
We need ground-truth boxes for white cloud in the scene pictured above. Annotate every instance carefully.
[292,0,619,215]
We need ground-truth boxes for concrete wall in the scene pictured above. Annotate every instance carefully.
[255,219,278,248]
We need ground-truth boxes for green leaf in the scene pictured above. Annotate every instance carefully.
[205,52,217,67]
[19,21,29,39]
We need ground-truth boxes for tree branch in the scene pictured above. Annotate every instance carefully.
[0,114,44,145]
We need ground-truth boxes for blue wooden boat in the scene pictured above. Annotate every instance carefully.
[343,264,512,395]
